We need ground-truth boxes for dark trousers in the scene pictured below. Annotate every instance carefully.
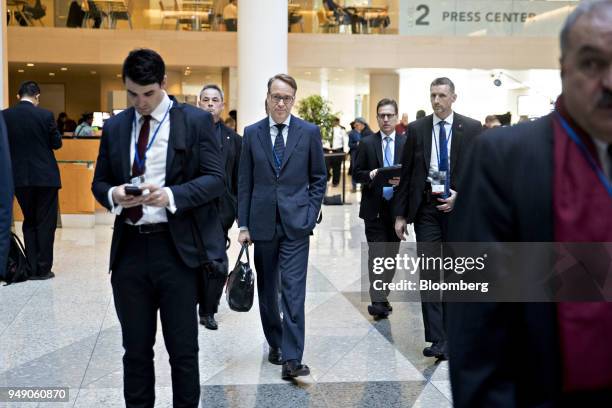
[254,223,309,363]
[198,231,229,316]
[111,227,200,408]
[14,186,58,277]
[364,201,400,303]
[349,149,358,187]
[327,148,343,185]
[414,198,449,344]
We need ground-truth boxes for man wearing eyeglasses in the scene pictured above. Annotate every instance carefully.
[393,77,482,361]
[237,74,326,380]
[353,99,406,319]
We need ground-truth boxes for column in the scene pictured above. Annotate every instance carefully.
[368,73,399,128]
[237,0,288,133]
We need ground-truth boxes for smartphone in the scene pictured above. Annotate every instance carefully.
[125,185,143,196]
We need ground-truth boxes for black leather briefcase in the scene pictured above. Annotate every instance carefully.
[226,244,254,312]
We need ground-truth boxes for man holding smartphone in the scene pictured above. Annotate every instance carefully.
[92,49,225,408]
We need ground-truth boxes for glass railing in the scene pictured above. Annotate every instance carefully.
[6,0,577,36]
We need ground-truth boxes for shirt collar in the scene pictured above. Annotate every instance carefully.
[381,130,396,140]
[433,112,454,126]
[135,92,171,123]
[269,114,291,129]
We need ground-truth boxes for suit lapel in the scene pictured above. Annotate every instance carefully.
[423,116,433,174]
[165,101,187,183]
[256,119,276,172]
[394,133,406,164]
[120,108,135,181]
[280,116,304,170]
[375,132,384,168]
[450,113,464,175]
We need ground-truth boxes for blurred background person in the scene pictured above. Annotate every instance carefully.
[484,114,502,129]
[74,112,94,137]
[197,84,242,330]
[395,112,409,135]
[2,80,62,281]
[223,0,237,31]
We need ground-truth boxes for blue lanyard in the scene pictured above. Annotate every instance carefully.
[557,113,612,199]
[432,125,453,169]
[133,103,171,173]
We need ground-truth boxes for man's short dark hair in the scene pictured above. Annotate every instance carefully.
[560,0,612,58]
[416,109,426,119]
[18,81,41,98]
[122,49,165,86]
[199,84,224,101]
[267,74,298,94]
[376,98,398,115]
[430,77,455,94]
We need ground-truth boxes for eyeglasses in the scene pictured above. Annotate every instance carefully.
[270,94,295,105]
[377,113,397,120]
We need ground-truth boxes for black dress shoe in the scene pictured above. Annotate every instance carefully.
[383,301,393,312]
[268,348,282,365]
[199,314,218,330]
[423,342,446,358]
[367,302,389,319]
[282,360,310,379]
[29,271,55,281]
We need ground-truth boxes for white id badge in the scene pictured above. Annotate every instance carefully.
[431,171,446,194]
[431,184,445,194]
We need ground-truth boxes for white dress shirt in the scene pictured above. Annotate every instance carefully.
[331,125,347,151]
[269,114,291,147]
[427,112,454,186]
[107,92,177,224]
[381,130,396,166]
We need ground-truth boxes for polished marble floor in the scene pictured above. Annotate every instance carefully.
[0,187,452,407]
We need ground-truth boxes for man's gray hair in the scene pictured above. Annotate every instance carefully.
[199,84,224,101]
[560,0,612,57]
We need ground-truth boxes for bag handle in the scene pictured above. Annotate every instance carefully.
[235,243,250,266]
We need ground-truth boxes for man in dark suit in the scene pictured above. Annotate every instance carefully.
[237,74,326,380]
[354,98,406,319]
[393,77,482,360]
[0,114,13,279]
[92,49,225,408]
[3,81,62,280]
[196,83,242,330]
[447,2,612,406]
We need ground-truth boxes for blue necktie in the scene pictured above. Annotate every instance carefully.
[382,136,394,201]
[438,121,450,197]
[273,123,286,174]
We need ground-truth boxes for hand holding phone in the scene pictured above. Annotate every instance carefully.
[124,185,143,196]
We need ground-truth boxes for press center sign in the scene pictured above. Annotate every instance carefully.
[399,1,577,37]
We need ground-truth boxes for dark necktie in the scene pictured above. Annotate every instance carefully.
[383,136,393,200]
[125,115,151,223]
[273,123,286,173]
[438,121,450,197]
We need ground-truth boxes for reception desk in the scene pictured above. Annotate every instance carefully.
[13,138,101,222]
